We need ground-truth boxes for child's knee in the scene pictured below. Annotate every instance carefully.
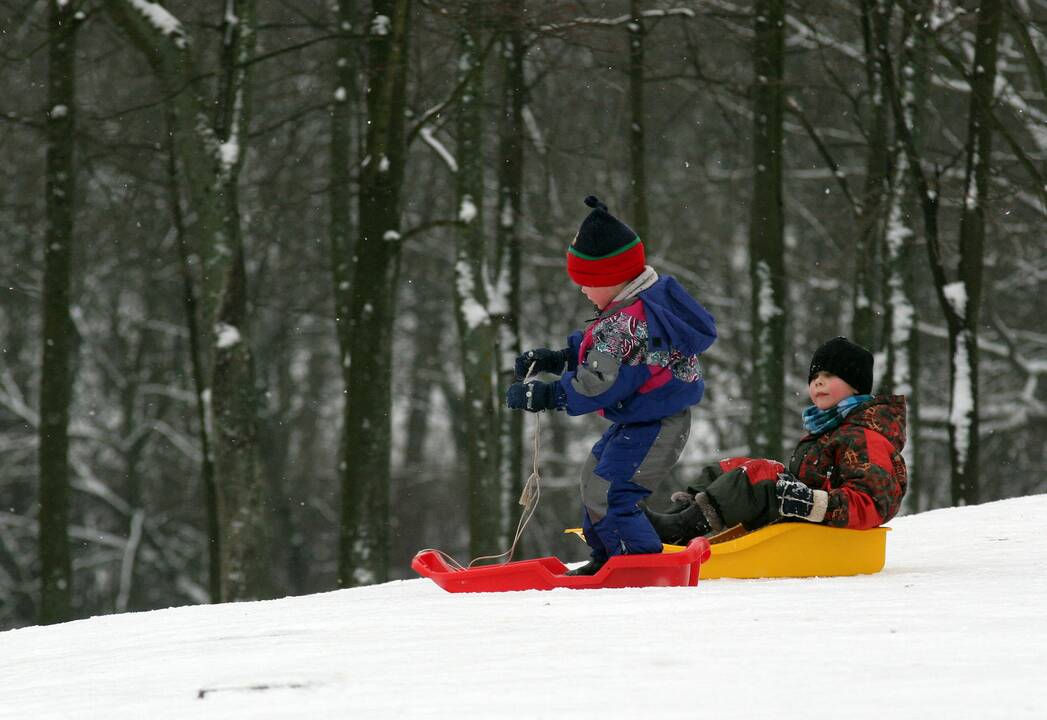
[705,468,778,529]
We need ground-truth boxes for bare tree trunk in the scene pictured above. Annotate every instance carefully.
[38,0,78,625]
[211,242,268,600]
[853,0,892,348]
[950,0,1003,505]
[165,112,220,602]
[883,0,928,513]
[106,0,269,600]
[493,0,526,549]
[339,0,412,586]
[209,0,269,601]
[628,0,648,239]
[453,0,500,558]
[748,0,787,459]
[885,0,1003,507]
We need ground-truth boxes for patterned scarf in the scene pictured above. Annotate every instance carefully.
[802,394,874,435]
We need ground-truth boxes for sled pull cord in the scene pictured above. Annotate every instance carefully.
[466,362,542,566]
[422,363,544,570]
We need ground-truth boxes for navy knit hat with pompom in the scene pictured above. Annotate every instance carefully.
[566,196,646,287]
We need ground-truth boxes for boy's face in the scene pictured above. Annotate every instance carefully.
[580,282,627,311]
[808,371,858,410]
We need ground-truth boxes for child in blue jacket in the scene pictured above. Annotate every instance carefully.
[506,196,717,575]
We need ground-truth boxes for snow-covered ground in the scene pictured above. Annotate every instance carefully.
[2,495,1046,720]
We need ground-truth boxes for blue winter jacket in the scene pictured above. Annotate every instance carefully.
[558,276,716,424]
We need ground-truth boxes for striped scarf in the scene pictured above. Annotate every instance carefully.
[802,394,873,435]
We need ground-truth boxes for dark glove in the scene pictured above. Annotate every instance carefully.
[775,473,828,522]
[514,348,570,380]
[506,380,566,412]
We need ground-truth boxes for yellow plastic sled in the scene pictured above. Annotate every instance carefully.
[565,523,889,579]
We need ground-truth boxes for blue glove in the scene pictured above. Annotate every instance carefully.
[775,473,828,522]
[514,348,570,380]
[506,380,566,412]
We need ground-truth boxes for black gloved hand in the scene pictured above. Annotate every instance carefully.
[775,473,827,521]
[514,348,570,380]
[506,380,566,412]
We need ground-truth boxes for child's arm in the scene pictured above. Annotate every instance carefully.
[557,318,652,415]
[558,350,651,416]
[565,331,582,372]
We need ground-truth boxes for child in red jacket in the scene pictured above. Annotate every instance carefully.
[645,337,907,543]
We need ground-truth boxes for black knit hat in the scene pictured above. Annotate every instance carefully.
[566,196,645,286]
[808,337,874,395]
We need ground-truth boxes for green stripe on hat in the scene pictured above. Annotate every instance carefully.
[567,236,642,261]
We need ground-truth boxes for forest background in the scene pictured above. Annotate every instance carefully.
[1,0,1045,630]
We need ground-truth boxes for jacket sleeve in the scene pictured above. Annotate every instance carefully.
[559,351,650,416]
[565,330,583,373]
[823,426,905,529]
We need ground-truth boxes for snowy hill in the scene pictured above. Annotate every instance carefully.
[2,496,1046,720]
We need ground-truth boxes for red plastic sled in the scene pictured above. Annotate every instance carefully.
[411,537,711,593]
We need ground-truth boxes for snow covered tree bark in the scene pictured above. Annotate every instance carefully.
[493,1,527,547]
[338,0,412,586]
[886,0,1004,507]
[882,0,929,513]
[38,0,79,625]
[105,0,270,601]
[453,0,500,558]
[748,0,787,458]
[209,0,270,603]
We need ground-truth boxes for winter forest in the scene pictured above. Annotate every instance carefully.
[1,0,1045,630]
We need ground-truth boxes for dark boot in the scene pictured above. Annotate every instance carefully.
[643,503,709,545]
[639,492,693,520]
[643,492,724,544]
[665,491,697,513]
[566,558,606,576]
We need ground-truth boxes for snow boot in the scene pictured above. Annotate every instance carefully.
[643,492,724,545]
[566,558,606,576]
[666,491,697,513]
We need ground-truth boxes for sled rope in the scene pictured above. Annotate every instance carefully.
[421,363,544,570]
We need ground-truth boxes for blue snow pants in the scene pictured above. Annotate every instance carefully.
[580,409,691,560]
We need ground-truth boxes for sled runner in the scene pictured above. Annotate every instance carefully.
[411,537,711,593]
[566,522,890,579]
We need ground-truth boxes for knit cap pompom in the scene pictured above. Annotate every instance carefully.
[584,195,607,211]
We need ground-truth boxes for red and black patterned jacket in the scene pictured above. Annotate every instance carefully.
[787,394,908,529]
[700,395,908,530]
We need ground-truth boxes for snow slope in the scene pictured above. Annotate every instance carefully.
[2,495,1046,720]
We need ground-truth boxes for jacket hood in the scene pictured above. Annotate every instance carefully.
[637,276,717,356]
[844,395,908,450]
